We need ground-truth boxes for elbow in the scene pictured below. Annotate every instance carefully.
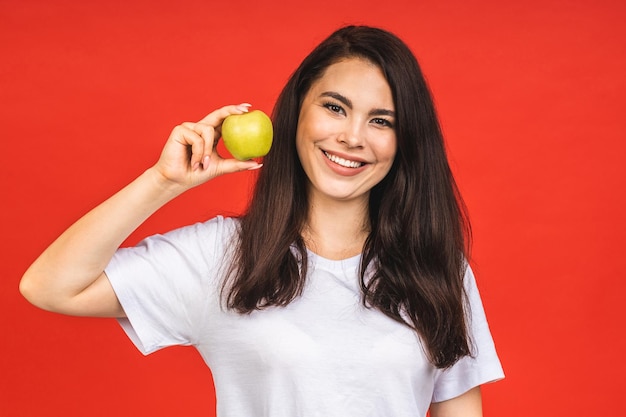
[19,270,52,311]
[19,271,39,307]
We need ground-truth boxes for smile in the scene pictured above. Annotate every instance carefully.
[323,151,364,168]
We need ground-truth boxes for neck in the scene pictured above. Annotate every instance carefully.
[303,193,370,260]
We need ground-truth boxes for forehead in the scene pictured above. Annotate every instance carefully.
[306,58,394,105]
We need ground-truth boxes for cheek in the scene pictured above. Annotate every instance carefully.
[298,109,338,145]
[295,112,311,147]
[295,122,312,168]
[374,136,398,163]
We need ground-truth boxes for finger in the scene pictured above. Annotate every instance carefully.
[182,121,215,169]
[197,103,252,128]
[215,158,263,175]
[174,124,207,171]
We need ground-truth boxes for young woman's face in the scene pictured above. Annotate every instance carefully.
[296,58,397,204]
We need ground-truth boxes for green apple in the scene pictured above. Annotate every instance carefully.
[221,110,273,160]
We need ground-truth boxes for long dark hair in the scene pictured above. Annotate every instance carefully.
[223,25,472,369]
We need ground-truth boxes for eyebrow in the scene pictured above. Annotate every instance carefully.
[320,91,395,118]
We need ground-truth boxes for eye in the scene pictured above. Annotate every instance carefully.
[323,102,345,115]
[371,117,394,128]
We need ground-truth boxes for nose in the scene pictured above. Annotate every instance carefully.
[338,120,365,149]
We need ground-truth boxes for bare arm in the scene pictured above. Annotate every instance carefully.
[429,386,482,417]
[19,104,260,317]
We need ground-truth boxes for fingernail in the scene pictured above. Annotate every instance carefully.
[237,103,252,112]
[192,161,200,171]
[248,163,263,171]
[202,156,210,170]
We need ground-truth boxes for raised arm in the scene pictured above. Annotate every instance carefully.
[19,104,260,318]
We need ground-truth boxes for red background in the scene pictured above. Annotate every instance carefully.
[2,0,625,415]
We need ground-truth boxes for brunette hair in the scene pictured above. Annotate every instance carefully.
[224,25,472,369]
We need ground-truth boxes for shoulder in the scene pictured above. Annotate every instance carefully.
[196,215,240,237]
[162,215,240,248]
[112,216,241,273]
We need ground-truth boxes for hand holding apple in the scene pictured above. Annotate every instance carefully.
[153,105,264,191]
[221,110,273,160]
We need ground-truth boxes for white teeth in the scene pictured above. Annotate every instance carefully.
[324,151,363,168]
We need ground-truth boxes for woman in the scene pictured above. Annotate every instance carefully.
[20,26,504,416]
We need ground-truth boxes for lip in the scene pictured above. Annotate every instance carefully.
[320,149,369,176]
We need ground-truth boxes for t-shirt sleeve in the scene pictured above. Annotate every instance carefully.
[431,265,505,402]
[104,216,235,355]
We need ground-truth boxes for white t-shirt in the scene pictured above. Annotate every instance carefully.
[105,216,504,417]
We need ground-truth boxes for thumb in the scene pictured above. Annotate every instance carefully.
[206,158,263,175]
